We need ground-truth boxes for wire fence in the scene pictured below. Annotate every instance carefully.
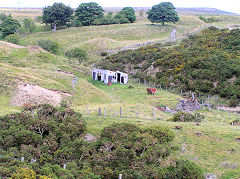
[80,77,240,120]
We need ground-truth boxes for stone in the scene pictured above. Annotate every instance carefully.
[204,173,217,179]
[84,134,97,142]
[175,125,182,129]
[195,132,203,136]
[219,162,238,169]
[235,137,240,142]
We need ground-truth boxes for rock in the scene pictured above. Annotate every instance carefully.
[192,157,199,161]
[227,148,236,154]
[175,99,201,112]
[181,147,186,152]
[219,162,238,169]
[194,132,203,136]
[204,173,217,179]
[84,134,97,142]
[235,137,240,142]
[175,125,182,129]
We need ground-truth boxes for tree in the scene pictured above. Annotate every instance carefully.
[42,2,74,30]
[75,2,104,26]
[0,16,20,38]
[147,2,179,26]
[65,48,88,64]
[22,18,37,33]
[119,7,136,23]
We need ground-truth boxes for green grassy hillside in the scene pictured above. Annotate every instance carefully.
[100,27,240,105]
[19,15,205,61]
[1,8,240,178]
[1,43,240,178]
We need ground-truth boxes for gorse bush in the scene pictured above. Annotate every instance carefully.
[99,27,240,100]
[5,33,21,44]
[37,39,60,54]
[0,109,203,178]
[91,123,203,178]
[169,112,205,122]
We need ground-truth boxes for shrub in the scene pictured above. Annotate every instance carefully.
[65,48,88,64]
[100,51,108,56]
[169,112,204,122]
[229,95,239,107]
[92,123,203,178]
[5,33,21,44]
[144,126,175,143]
[37,39,60,54]
[167,159,204,178]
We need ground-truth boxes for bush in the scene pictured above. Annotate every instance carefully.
[100,51,108,56]
[5,33,21,44]
[169,112,204,122]
[92,123,203,178]
[65,48,88,64]
[229,95,239,107]
[37,39,60,54]
[167,159,204,178]
[144,126,175,143]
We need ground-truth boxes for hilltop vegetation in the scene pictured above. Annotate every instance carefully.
[100,27,240,105]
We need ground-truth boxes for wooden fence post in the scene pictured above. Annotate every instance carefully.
[98,108,101,116]
[63,164,66,170]
[104,107,106,118]
[137,112,139,119]
[21,157,24,162]
[153,109,156,120]
[181,89,183,95]
[120,107,122,118]
[119,174,122,179]
[87,107,90,116]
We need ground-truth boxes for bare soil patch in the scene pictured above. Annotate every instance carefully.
[11,84,66,106]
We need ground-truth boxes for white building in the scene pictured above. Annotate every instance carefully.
[92,69,128,84]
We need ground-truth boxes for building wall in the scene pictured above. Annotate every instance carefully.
[92,69,128,84]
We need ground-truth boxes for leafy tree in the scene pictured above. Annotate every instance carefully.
[119,7,136,23]
[42,2,74,30]
[147,2,179,25]
[0,16,20,38]
[22,18,36,33]
[0,13,7,21]
[75,2,104,26]
[38,39,60,54]
[65,48,88,64]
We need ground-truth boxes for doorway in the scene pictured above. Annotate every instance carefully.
[121,76,124,84]
[92,72,96,80]
[117,73,121,83]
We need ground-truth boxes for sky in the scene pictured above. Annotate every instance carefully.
[1,0,239,14]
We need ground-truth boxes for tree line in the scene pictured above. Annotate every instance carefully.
[0,2,180,38]
[42,2,137,30]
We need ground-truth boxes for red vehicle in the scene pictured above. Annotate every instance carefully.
[147,88,156,95]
